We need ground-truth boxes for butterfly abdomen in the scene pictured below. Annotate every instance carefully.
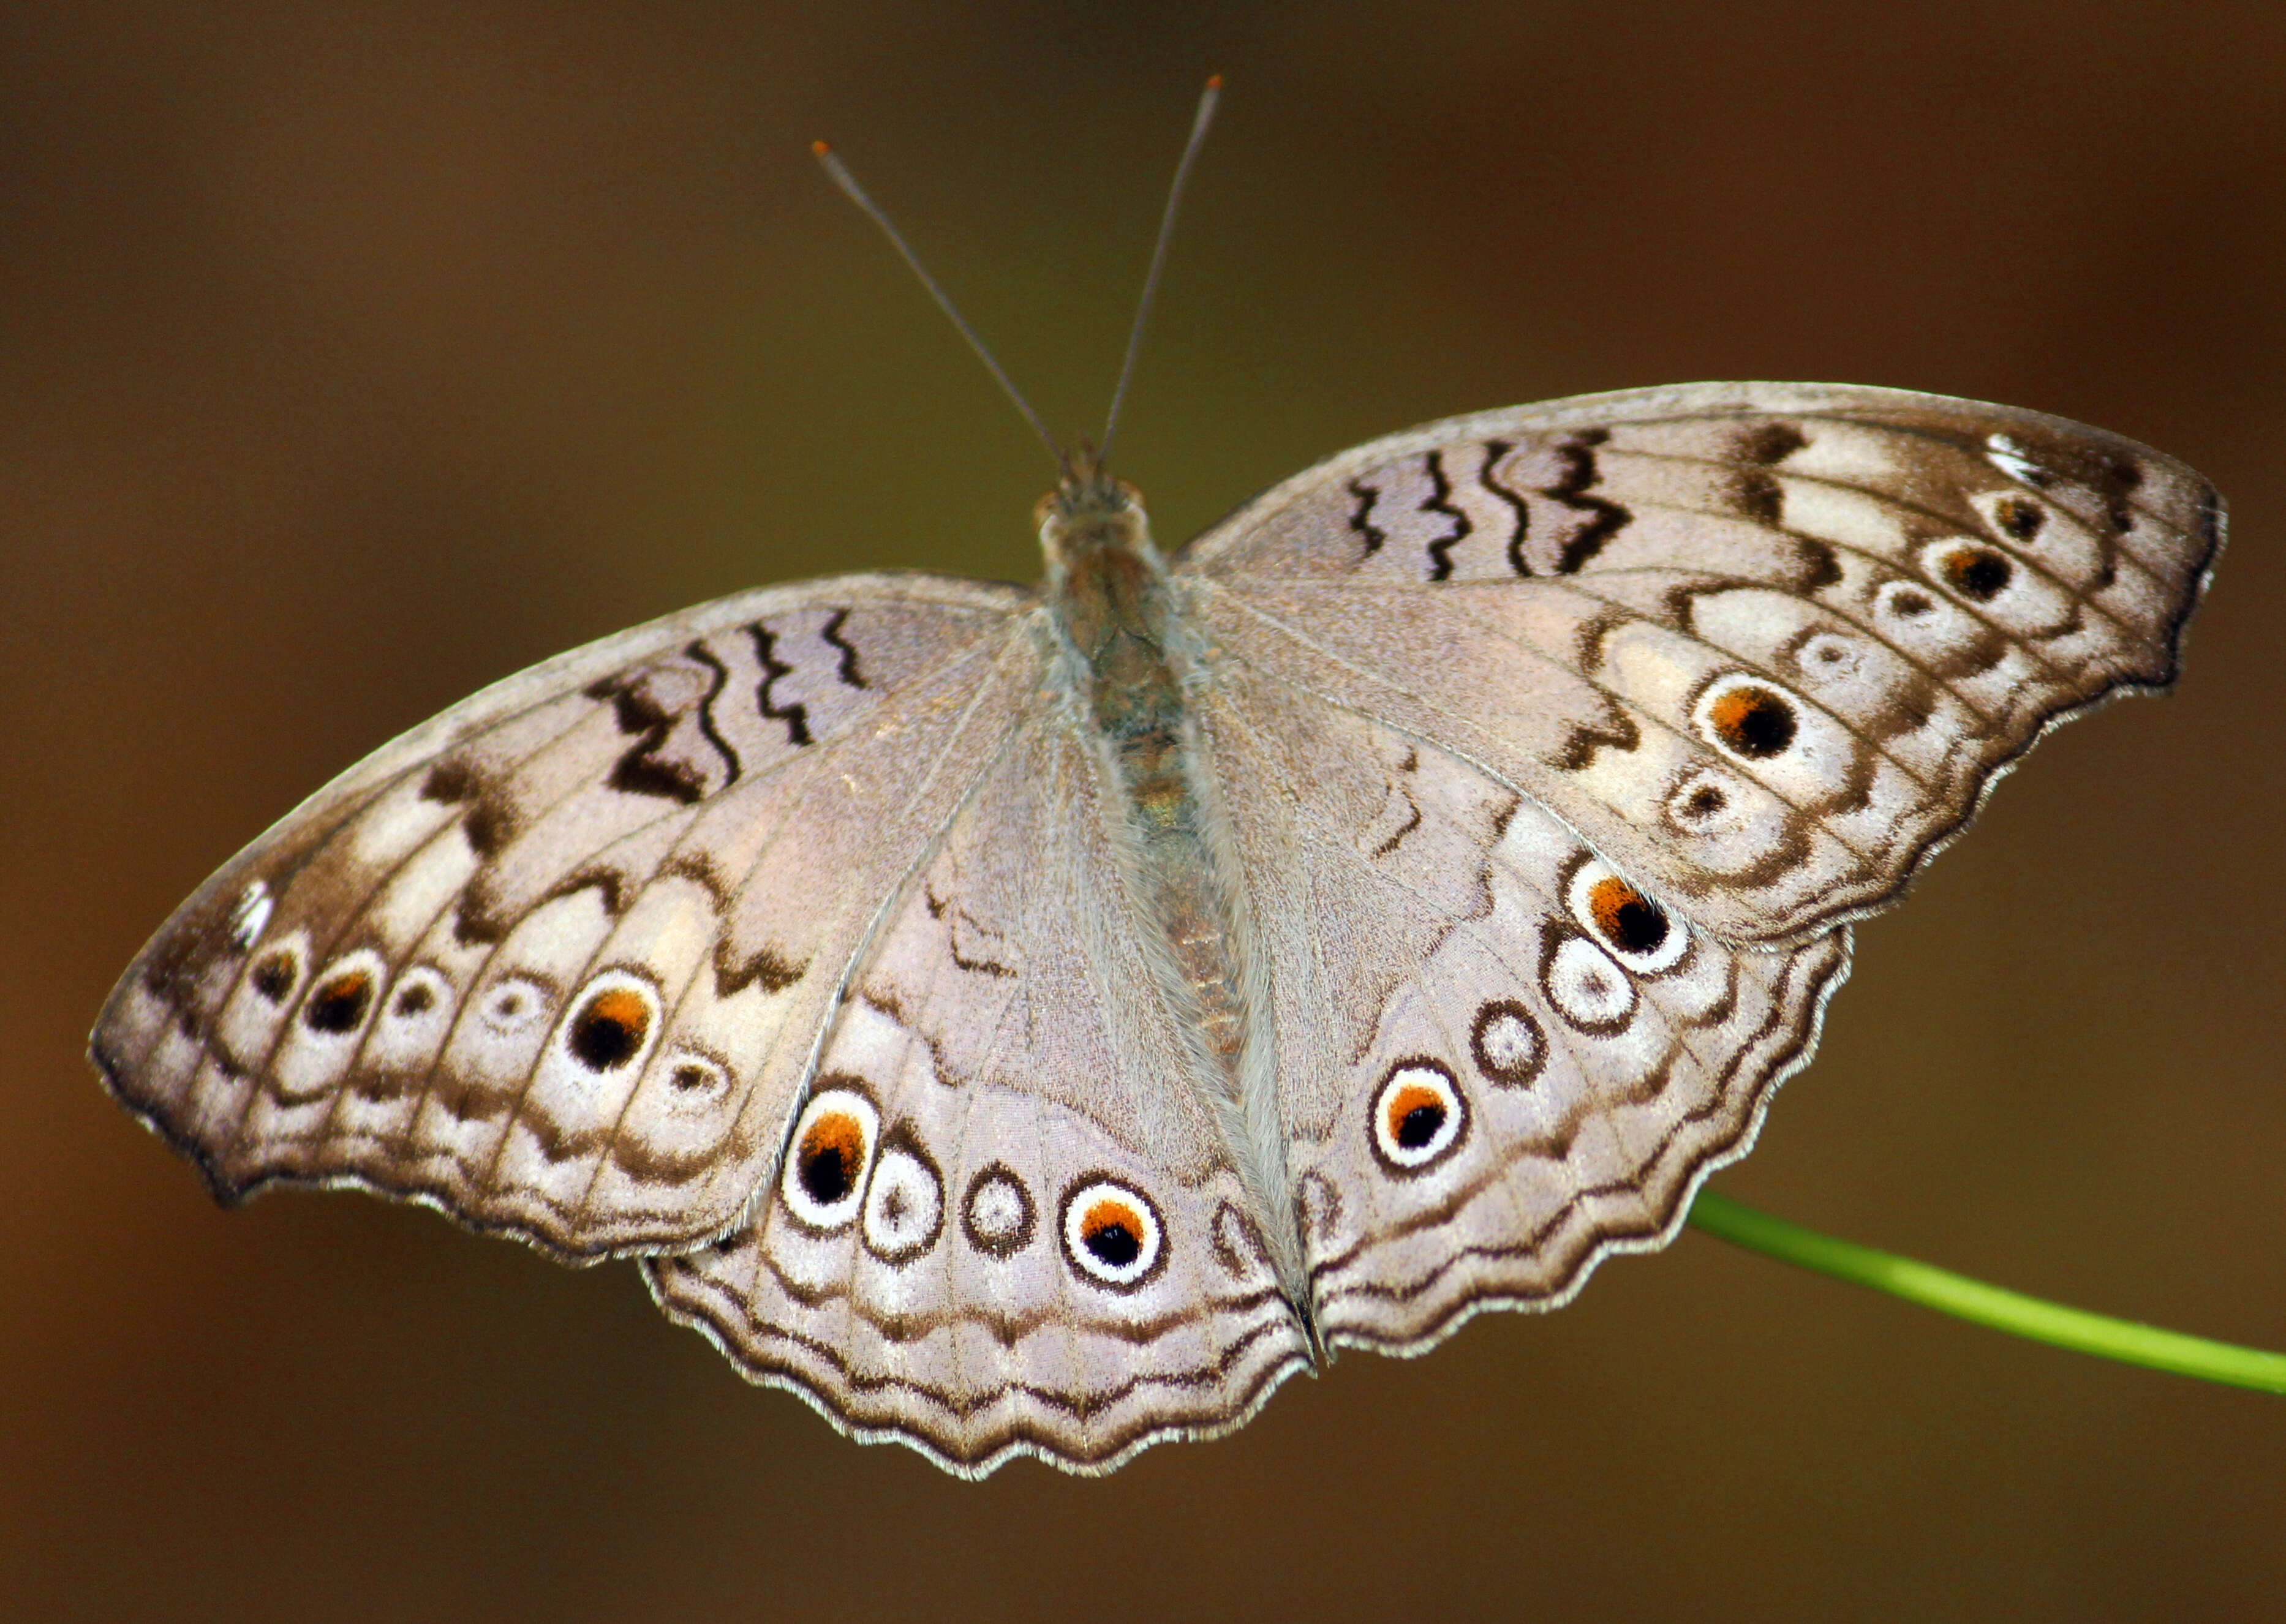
[1043,476,1311,1317]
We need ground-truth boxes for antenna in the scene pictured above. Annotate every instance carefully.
[1100,75,1223,464]
[812,140,1062,465]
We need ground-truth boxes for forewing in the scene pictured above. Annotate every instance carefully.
[92,574,1039,1260]
[1179,382,2221,942]
[646,712,1313,1476]
[1197,671,1850,1350]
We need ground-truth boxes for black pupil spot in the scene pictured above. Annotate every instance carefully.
[801,1143,853,1205]
[252,954,296,1002]
[304,974,371,1033]
[1086,1219,1141,1268]
[1997,499,2045,540]
[1610,897,1668,954]
[568,1005,642,1070]
[1686,785,1726,816]
[1947,549,2013,601]
[393,983,434,1017]
[1890,590,1934,618]
[1397,1102,1446,1149]
[672,1064,709,1091]
[1721,690,1797,757]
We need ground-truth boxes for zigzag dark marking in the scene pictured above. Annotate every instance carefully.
[1547,702,1642,771]
[749,623,813,748]
[1477,440,1533,575]
[1420,450,1471,581]
[820,607,868,689]
[1544,429,1633,573]
[926,887,1016,979]
[1345,477,1386,557]
[588,671,707,805]
[686,641,742,784]
[714,939,805,999]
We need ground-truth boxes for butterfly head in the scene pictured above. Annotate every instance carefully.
[1037,442,1156,582]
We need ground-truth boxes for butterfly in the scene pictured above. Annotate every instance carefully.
[90,368,2221,1475]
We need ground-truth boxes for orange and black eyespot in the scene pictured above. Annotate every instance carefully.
[1939,545,2013,602]
[303,967,374,1034]
[1705,683,1797,759]
[1992,495,2046,541]
[568,984,652,1071]
[1586,875,1668,957]
[1370,1060,1468,1173]
[798,1110,867,1206]
[1059,1176,1164,1288]
[1080,1196,1146,1268]
[251,949,299,1004]
[1386,1082,1446,1152]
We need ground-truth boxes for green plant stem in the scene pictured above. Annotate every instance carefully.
[1686,1190,2286,1394]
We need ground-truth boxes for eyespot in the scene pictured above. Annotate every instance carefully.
[962,1163,1036,1257]
[1693,674,1799,762]
[387,966,449,1021]
[478,976,551,1036]
[560,972,660,1074]
[1542,931,1637,1034]
[1989,494,2046,541]
[1793,631,1865,682]
[1370,1060,1468,1173]
[1665,767,1749,836]
[1877,580,1937,621]
[301,950,385,1036]
[1923,540,2015,603]
[660,1051,731,1110]
[227,881,273,952]
[861,1131,944,1264]
[1566,857,1688,974]
[1059,1177,1165,1290]
[780,1081,878,1231]
[250,947,300,1004]
[1469,999,1546,1088]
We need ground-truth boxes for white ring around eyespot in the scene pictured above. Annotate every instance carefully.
[549,968,664,1078]
[1691,672,1806,766]
[780,1087,878,1231]
[1060,1178,1163,1289]
[862,1141,944,1263]
[1545,936,1637,1031]
[1566,858,1688,974]
[1371,1062,1466,1171]
[478,975,553,1037]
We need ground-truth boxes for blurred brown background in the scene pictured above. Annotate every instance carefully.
[6,2,2282,1618]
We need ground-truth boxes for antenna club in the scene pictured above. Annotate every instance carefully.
[811,140,833,157]
[1206,73,1223,90]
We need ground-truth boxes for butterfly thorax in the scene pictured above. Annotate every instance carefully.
[1040,469,1309,1315]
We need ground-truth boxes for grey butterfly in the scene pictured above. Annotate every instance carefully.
[92,373,2220,1475]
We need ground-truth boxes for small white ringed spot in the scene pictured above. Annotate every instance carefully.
[962,1163,1036,1257]
[862,1132,945,1264]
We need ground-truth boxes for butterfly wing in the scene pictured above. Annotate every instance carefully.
[92,574,1040,1260]
[1195,671,1847,1350]
[1177,382,2222,943]
[646,707,1315,1475]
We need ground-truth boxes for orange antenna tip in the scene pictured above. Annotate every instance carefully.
[811,140,832,157]
[1206,73,1223,89]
